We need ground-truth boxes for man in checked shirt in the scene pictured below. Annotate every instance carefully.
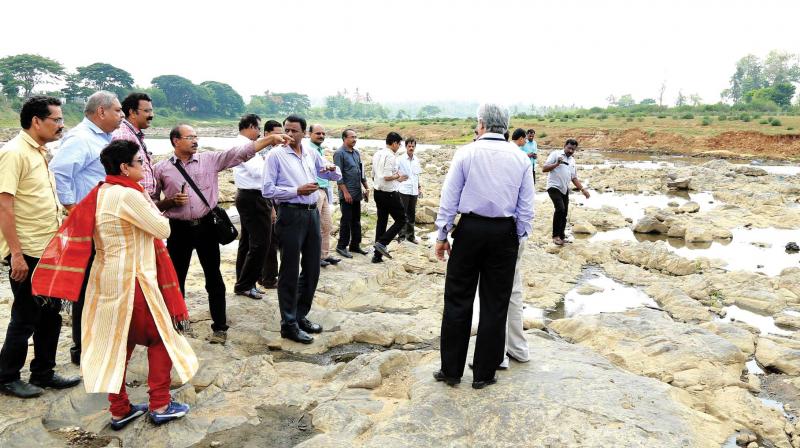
[112,92,156,196]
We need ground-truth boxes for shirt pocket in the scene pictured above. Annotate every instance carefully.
[194,168,217,194]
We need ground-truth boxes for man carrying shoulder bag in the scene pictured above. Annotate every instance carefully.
[153,124,290,344]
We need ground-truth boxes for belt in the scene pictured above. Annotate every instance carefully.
[172,214,210,227]
[462,212,515,222]
[280,202,317,210]
[238,188,262,193]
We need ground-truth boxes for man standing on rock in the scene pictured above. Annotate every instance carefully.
[371,132,408,263]
[262,115,341,344]
[334,129,369,259]
[259,120,284,289]
[542,138,590,245]
[50,90,124,365]
[153,124,288,345]
[308,124,340,268]
[0,96,81,398]
[112,92,156,197]
[397,137,423,243]
[433,103,534,390]
[233,114,268,300]
[524,129,538,182]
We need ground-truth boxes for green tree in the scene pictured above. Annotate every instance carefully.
[617,94,636,107]
[151,75,215,113]
[639,98,657,105]
[66,63,134,99]
[0,53,65,97]
[201,81,244,117]
[417,105,441,118]
[249,91,310,116]
[763,51,800,85]
[395,109,409,119]
[749,83,796,108]
[722,54,765,103]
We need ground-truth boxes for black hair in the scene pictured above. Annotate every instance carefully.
[100,140,140,175]
[503,131,509,141]
[405,136,417,147]
[121,92,152,118]
[527,129,535,135]
[386,131,402,146]
[565,138,579,147]
[264,120,281,133]
[238,113,261,131]
[511,128,526,141]
[20,96,61,129]
[283,114,307,132]
[342,128,356,139]
[169,124,187,148]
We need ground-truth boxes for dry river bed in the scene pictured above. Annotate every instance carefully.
[1,147,800,447]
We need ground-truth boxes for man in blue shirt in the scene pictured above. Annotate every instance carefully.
[522,129,538,182]
[49,90,124,364]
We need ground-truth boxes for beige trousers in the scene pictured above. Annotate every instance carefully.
[317,189,332,259]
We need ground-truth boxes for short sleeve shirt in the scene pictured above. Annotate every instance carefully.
[545,149,577,195]
[0,131,62,258]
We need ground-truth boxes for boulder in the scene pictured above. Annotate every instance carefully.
[679,201,700,213]
[668,178,691,190]
[633,216,670,234]
[685,226,714,243]
[572,221,597,235]
[755,337,800,375]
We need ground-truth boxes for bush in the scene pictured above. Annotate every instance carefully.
[788,127,794,130]
[626,117,633,122]
[598,113,608,120]
[681,113,694,119]
[759,119,769,124]
[701,117,711,126]
[549,118,555,122]
[637,117,644,122]
[657,114,667,118]
[740,114,751,122]
[539,132,547,138]
[771,118,782,126]
[537,117,545,121]
[718,115,727,121]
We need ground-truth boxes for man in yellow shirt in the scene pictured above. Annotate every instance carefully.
[0,96,81,398]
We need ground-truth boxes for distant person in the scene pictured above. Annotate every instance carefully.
[542,138,590,246]
[233,114,268,300]
[308,124,340,267]
[50,90,124,365]
[524,129,538,175]
[112,92,156,197]
[397,137,423,243]
[34,140,199,428]
[433,103,534,390]
[0,96,80,398]
[153,124,288,344]
[259,120,284,289]
[333,129,369,259]
[371,132,408,263]
[262,115,341,344]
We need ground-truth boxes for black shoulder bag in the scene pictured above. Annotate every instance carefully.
[172,160,239,245]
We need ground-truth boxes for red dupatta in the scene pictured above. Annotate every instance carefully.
[31,175,189,331]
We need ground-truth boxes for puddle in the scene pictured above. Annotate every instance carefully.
[573,190,718,222]
[759,397,790,418]
[747,359,766,375]
[192,404,317,448]
[270,342,386,365]
[717,305,792,336]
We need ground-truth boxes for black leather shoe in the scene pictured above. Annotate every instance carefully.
[29,373,81,390]
[299,318,323,334]
[371,256,383,264]
[373,243,393,259]
[336,247,353,258]
[70,347,80,366]
[433,370,460,386]
[281,327,314,344]
[472,376,498,390]
[320,259,330,267]
[349,246,369,255]
[0,380,43,398]
[324,257,341,265]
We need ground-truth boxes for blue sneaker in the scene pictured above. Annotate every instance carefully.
[110,403,147,430]
[149,401,190,425]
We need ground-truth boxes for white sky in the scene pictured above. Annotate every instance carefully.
[2,0,798,108]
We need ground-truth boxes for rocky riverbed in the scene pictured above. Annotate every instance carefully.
[1,147,800,447]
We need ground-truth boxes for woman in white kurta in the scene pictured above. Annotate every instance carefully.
[82,140,198,427]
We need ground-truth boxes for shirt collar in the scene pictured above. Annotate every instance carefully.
[83,117,112,137]
[308,141,323,151]
[280,143,307,156]
[19,130,46,153]
[170,153,197,163]
[477,132,505,141]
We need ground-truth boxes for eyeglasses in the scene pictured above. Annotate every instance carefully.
[180,135,199,141]
[42,117,64,125]
[136,108,154,114]
[127,158,144,166]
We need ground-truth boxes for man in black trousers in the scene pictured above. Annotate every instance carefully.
[333,129,369,259]
[370,132,407,263]
[433,103,534,390]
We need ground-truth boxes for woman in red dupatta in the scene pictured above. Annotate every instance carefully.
[33,140,198,429]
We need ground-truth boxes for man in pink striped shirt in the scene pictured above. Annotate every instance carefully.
[112,92,156,196]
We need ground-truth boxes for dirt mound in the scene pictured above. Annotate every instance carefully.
[705,131,800,158]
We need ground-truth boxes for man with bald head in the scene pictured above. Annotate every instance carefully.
[308,124,340,267]
[153,124,290,344]
[50,90,124,365]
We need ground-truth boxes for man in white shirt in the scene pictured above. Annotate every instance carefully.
[397,137,422,243]
[233,114,267,299]
[371,132,407,263]
[542,138,590,245]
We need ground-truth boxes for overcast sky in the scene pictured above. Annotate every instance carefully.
[2,0,798,108]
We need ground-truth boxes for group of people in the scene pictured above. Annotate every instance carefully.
[0,90,428,428]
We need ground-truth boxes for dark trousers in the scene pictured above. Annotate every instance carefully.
[70,250,94,361]
[235,189,270,292]
[398,193,418,240]
[337,196,362,250]
[167,217,228,332]
[547,187,569,239]
[373,190,406,246]
[0,255,62,383]
[261,199,279,285]
[275,206,321,328]
[440,215,518,382]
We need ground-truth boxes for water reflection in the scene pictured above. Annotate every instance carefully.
[717,305,792,336]
[573,190,718,222]
[547,267,657,319]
